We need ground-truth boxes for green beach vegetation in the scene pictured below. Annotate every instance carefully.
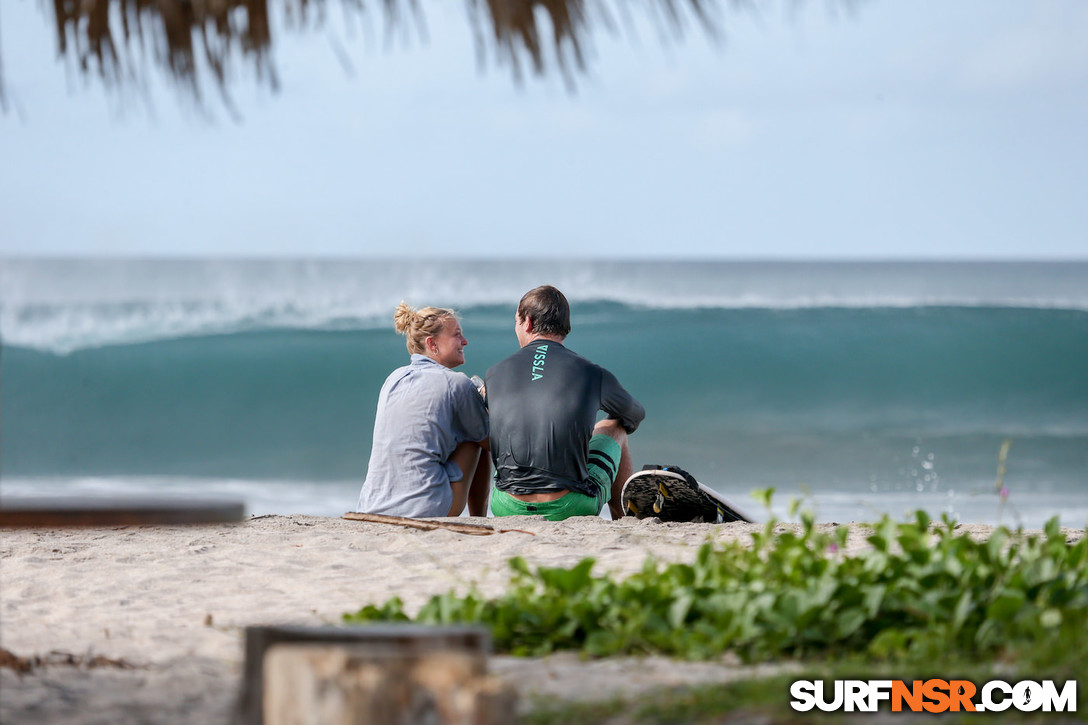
[345,492,1087,665]
[345,491,1088,721]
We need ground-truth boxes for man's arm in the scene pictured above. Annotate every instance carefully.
[600,369,645,434]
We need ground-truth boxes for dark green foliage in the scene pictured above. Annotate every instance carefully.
[522,668,1085,725]
[521,676,800,725]
[344,502,1088,664]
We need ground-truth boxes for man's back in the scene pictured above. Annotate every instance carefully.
[486,340,644,497]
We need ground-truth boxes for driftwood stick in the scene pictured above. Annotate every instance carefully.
[342,512,534,536]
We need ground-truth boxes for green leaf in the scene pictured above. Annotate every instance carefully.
[986,529,1008,563]
[801,510,815,533]
[1044,517,1061,542]
[862,585,886,618]
[791,496,807,520]
[867,535,888,552]
[750,487,775,509]
[952,591,973,631]
[914,509,931,530]
[1039,608,1062,628]
[836,608,867,639]
[987,589,1026,622]
[668,593,695,628]
[868,628,909,658]
[508,556,532,576]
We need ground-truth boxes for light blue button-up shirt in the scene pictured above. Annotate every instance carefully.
[356,354,489,517]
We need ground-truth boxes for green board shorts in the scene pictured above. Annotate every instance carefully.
[490,434,622,521]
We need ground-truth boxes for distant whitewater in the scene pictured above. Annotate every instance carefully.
[3,259,1087,527]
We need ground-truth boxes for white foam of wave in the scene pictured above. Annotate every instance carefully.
[1,300,394,354]
[3,259,1087,353]
[724,484,1088,529]
[6,295,1087,354]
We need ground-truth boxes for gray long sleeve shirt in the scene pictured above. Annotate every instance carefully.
[356,354,489,517]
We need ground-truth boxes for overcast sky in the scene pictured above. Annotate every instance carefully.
[1,0,1086,259]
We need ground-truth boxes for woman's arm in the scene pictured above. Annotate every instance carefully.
[447,440,485,516]
[447,375,491,516]
[466,449,491,517]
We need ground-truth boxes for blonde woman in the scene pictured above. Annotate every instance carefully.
[355,303,490,518]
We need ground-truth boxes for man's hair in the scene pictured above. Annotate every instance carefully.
[517,285,571,338]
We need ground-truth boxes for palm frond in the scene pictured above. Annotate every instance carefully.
[36,0,731,99]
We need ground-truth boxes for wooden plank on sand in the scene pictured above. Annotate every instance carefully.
[343,511,534,536]
[0,497,245,527]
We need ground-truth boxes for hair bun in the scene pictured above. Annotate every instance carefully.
[393,301,416,336]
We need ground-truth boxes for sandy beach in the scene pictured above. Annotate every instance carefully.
[2,514,1082,723]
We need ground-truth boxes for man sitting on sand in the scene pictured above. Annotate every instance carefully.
[485,285,645,521]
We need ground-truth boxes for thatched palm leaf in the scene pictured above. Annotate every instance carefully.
[48,0,278,96]
[13,0,732,101]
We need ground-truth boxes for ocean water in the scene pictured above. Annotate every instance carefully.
[2,259,1086,528]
